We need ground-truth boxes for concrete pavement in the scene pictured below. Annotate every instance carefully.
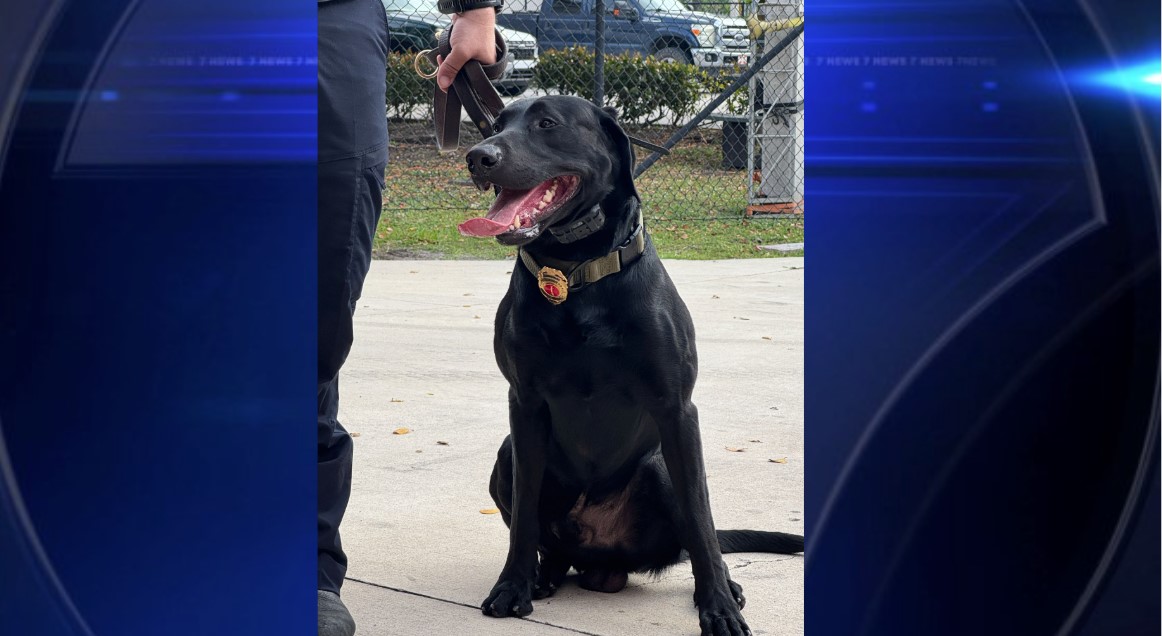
[339,258,804,636]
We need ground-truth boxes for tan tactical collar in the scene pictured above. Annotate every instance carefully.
[518,205,645,305]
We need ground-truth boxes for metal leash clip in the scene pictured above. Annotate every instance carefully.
[414,49,439,79]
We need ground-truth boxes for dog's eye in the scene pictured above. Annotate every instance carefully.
[492,122,503,133]
[538,118,557,129]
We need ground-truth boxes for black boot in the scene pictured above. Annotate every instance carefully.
[318,590,356,636]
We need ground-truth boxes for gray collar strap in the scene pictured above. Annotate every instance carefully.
[547,204,606,244]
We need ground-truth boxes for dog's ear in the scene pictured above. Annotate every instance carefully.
[597,106,639,199]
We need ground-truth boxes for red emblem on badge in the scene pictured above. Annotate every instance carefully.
[536,267,568,305]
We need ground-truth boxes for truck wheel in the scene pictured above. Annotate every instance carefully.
[652,47,691,64]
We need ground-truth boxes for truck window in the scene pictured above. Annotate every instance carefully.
[551,0,583,15]
[636,0,690,11]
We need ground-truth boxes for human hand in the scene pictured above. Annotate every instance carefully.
[435,8,498,92]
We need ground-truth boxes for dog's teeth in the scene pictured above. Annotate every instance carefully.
[542,191,554,203]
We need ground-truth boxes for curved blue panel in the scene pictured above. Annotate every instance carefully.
[806,0,1159,633]
[59,0,316,167]
[0,1,316,635]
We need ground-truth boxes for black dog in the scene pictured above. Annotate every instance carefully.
[460,95,803,636]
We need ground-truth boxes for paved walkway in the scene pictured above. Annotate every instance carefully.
[339,258,804,636]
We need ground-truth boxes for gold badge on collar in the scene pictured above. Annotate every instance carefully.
[536,266,568,305]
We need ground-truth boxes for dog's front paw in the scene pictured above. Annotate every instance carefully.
[728,579,745,609]
[532,579,559,599]
[693,580,746,610]
[481,578,534,618]
[533,554,569,599]
[696,592,751,636]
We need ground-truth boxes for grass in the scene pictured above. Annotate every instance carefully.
[376,123,803,260]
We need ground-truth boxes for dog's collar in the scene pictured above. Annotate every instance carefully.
[518,202,645,305]
[548,204,605,244]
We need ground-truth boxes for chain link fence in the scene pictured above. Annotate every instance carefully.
[380,0,803,253]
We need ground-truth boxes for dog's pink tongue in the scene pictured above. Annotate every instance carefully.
[458,217,509,237]
[457,202,519,237]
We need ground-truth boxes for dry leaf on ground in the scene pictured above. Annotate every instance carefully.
[480,508,500,515]
[350,432,361,437]
[393,427,411,435]
[770,457,788,464]
[436,441,449,446]
[725,447,746,452]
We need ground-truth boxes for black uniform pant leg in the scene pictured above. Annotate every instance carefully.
[317,151,386,594]
[317,0,388,595]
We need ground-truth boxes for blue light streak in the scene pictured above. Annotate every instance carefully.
[1085,58,1162,101]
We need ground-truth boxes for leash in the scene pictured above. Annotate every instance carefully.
[414,29,670,157]
[415,26,509,152]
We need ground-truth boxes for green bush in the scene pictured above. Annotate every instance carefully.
[386,52,435,120]
[703,74,750,116]
[533,46,595,99]
[535,47,712,125]
[388,47,747,124]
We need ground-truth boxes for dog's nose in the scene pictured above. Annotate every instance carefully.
[467,145,501,175]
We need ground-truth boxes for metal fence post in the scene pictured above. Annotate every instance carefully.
[633,22,803,178]
[748,0,804,215]
[594,0,605,106]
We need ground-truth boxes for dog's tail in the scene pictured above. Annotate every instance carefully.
[717,529,804,555]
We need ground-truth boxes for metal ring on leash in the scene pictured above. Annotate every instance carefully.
[414,50,438,79]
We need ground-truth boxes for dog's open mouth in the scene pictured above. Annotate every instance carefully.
[458,175,581,239]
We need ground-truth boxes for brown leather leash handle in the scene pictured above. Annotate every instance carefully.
[418,26,509,153]
[414,27,667,160]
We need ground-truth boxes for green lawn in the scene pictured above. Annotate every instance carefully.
[377,126,803,260]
